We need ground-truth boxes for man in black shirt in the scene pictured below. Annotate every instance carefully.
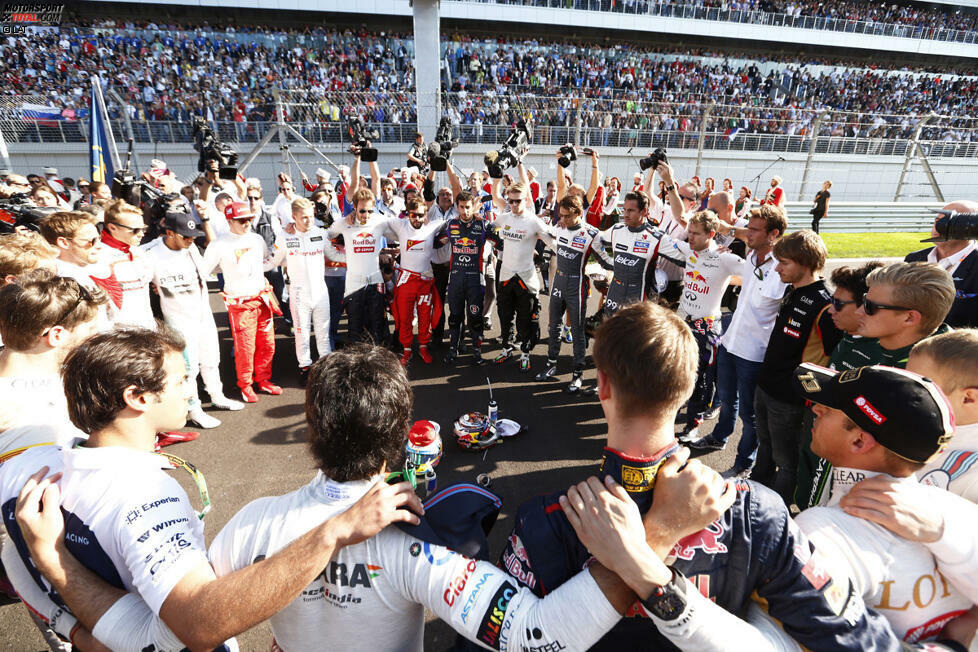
[752,230,842,505]
[810,180,831,233]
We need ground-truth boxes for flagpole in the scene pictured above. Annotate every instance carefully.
[92,79,121,171]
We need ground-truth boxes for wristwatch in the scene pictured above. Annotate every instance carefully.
[200,216,210,222]
[665,184,676,192]
[641,567,688,621]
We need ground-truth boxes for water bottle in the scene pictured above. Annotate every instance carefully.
[487,399,498,424]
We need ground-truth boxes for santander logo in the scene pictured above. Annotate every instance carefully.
[854,396,886,424]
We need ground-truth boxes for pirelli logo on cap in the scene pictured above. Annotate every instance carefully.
[854,396,886,424]
[797,372,821,393]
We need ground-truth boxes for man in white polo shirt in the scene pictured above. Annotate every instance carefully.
[698,205,788,477]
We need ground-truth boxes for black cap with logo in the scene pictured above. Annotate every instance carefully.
[164,210,204,238]
[793,363,955,464]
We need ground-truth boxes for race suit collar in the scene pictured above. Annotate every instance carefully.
[598,442,682,512]
[100,230,132,259]
[309,471,384,504]
[826,467,913,507]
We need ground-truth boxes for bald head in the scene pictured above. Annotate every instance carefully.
[708,191,735,224]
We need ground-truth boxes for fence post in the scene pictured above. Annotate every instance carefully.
[108,89,141,172]
[694,101,714,179]
[894,112,935,201]
[798,110,829,200]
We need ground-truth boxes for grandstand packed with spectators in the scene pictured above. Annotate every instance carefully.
[1,15,976,147]
[460,0,978,40]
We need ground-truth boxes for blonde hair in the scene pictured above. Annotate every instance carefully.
[507,181,528,198]
[103,199,142,225]
[867,262,955,335]
[38,211,95,244]
[0,232,59,282]
[350,188,375,208]
[291,197,314,214]
[911,330,978,395]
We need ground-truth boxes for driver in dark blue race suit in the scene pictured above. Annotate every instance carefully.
[498,302,967,651]
[435,190,501,365]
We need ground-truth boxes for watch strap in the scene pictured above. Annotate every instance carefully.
[639,566,688,622]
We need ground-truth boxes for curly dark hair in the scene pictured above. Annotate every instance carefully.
[305,345,412,482]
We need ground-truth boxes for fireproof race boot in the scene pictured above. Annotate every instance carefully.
[418,345,433,364]
[520,352,531,373]
[241,386,259,404]
[187,406,221,429]
[566,370,584,393]
[535,360,558,382]
[257,381,283,396]
[400,348,413,366]
[677,423,700,444]
[155,431,200,450]
[211,394,245,411]
[444,348,458,365]
[472,344,486,366]
[299,366,311,387]
[561,324,573,343]
[494,346,514,364]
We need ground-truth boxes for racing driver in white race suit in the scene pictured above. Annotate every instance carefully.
[141,210,244,428]
[269,197,345,380]
[207,345,787,652]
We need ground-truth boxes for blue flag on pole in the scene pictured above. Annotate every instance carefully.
[88,84,114,184]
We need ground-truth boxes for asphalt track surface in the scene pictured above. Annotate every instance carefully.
[0,284,742,652]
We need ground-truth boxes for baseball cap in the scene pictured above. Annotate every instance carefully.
[793,363,955,463]
[42,166,58,176]
[223,201,254,221]
[164,210,204,238]
[315,168,331,182]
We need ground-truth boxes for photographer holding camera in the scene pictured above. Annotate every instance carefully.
[555,146,603,228]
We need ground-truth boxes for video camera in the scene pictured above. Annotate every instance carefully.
[112,168,180,236]
[638,147,668,172]
[193,117,239,180]
[925,210,978,243]
[348,116,380,163]
[484,120,532,179]
[556,144,594,169]
[427,118,458,173]
[0,194,57,234]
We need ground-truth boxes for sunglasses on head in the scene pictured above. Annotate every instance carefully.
[43,283,92,336]
[862,297,912,316]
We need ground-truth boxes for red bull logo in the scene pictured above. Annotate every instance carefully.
[457,237,475,246]
[684,269,710,295]
[685,269,707,282]
[501,534,536,588]
[670,519,727,561]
